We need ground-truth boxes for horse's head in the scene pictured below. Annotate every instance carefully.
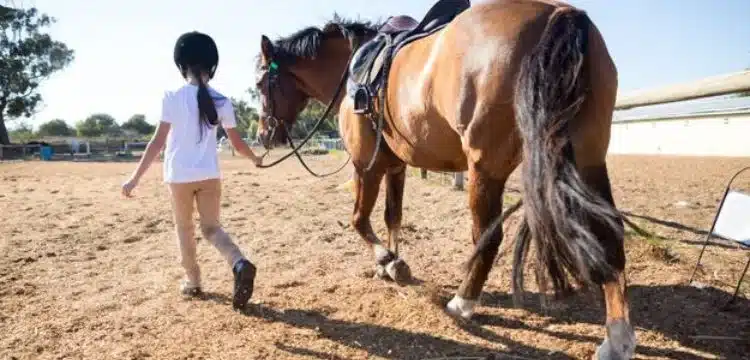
[255,35,309,149]
[254,16,380,149]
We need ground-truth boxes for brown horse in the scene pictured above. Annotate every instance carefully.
[254,1,634,358]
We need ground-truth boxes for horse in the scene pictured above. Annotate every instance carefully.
[254,1,634,358]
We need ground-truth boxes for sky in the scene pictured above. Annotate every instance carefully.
[8,0,750,129]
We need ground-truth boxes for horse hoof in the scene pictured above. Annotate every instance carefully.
[446,295,477,320]
[595,319,636,360]
[385,258,411,284]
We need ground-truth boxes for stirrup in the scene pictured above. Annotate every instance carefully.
[353,86,373,115]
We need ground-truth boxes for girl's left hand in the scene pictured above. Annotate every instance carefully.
[121,177,138,198]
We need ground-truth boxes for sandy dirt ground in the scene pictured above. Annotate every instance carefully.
[2,150,750,360]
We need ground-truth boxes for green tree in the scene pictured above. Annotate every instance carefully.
[121,114,155,136]
[244,86,339,143]
[75,113,119,137]
[94,113,120,136]
[0,5,14,17]
[37,118,74,137]
[247,121,259,140]
[291,100,337,138]
[217,97,260,140]
[247,87,260,104]
[75,117,100,137]
[8,121,33,142]
[0,6,75,144]
[232,97,259,135]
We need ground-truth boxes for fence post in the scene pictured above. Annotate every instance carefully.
[420,168,428,179]
[453,172,465,190]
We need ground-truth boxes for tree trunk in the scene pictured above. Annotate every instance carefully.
[0,113,10,145]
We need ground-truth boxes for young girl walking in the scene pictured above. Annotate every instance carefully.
[121,31,263,310]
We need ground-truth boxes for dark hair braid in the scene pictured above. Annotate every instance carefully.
[190,65,218,142]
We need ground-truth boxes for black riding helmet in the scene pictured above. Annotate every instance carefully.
[173,31,219,79]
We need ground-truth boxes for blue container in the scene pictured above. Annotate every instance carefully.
[40,146,53,161]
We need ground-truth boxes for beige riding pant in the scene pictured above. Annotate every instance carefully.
[167,178,245,286]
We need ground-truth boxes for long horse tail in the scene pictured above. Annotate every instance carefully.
[511,6,623,299]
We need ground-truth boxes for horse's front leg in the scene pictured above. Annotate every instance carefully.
[352,165,410,284]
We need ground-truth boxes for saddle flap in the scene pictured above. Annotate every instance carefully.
[349,36,388,86]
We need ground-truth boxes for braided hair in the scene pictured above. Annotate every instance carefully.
[173,31,220,141]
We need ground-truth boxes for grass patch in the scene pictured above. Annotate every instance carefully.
[643,235,680,264]
[622,219,680,264]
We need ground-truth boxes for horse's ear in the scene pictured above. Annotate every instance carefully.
[260,35,274,61]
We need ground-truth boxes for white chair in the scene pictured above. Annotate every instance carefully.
[689,166,750,307]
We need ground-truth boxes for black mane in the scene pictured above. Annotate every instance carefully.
[258,14,381,67]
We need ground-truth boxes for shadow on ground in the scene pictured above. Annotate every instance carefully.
[199,291,569,359]
[243,305,571,360]
[194,282,750,359]
[479,284,750,359]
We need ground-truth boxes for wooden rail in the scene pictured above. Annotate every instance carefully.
[615,70,750,110]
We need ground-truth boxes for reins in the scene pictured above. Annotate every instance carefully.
[255,46,355,178]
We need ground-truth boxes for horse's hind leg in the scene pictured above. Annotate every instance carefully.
[581,164,636,360]
[383,165,411,283]
[352,165,410,284]
[447,163,506,319]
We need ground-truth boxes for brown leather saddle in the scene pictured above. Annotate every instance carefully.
[347,0,471,115]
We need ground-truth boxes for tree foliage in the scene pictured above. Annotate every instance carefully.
[0,5,14,18]
[75,113,120,138]
[233,97,259,136]
[37,118,74,137]
[0,6,75,144]
[217,96,261,140]
[289,99,338,139]
[121,114,155,136]
[8,121,33,142]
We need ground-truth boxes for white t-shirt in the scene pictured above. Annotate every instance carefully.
[160,83,237,184]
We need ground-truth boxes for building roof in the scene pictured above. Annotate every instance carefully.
[613,94,750,122]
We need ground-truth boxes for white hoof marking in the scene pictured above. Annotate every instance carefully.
[446,295,477,320]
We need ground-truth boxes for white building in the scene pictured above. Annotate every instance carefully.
[609,95,750,157]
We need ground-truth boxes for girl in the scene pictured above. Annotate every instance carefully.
[121,31,263,310]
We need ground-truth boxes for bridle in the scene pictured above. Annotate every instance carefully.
[254,38,357,178]
[255,60,282,157]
